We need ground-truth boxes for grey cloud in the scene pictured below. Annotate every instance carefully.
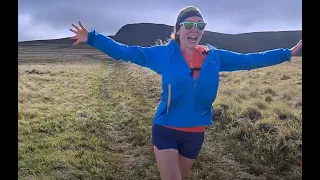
[18,0,302,41]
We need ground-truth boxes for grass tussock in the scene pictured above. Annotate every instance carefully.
[210,58,302,179]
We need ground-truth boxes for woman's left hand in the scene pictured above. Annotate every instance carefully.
[290,39,302,56]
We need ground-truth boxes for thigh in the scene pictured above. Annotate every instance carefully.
[152,124,178,150]
[154,147,181,180]
[152,124,181,180]
[177,132,204,179]
[177,131,204,160]
[179,155,195,180]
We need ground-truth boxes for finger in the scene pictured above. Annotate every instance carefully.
[295,41,302,47]
[70,35,78,39]
[293,41,302,49]
[296,39,302,46]
[72,23,81,31]
[78,21,86,31]
[293,44,302,53]
[73,40,80,46]
[70,29,78,34]
[297,43,302,49]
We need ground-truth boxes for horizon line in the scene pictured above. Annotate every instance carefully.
[18,22,302,43]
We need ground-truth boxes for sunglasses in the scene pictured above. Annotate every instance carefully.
[179,22,207,31]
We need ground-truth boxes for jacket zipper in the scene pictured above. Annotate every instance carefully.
[193,47,207,90]
[167,84,171,114]
[166,44,210,115]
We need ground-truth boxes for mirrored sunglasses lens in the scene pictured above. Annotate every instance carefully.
[197,23,206,30]
[183,22,194,30]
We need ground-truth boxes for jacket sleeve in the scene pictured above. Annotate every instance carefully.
[217,48,292,72]
[87,30,165,74]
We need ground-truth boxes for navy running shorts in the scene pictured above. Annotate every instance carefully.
[152,124,205,159]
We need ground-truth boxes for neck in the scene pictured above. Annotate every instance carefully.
[180,44,196,51]
[180,45,195,56]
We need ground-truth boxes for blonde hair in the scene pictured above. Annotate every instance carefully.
[170,27,179,43]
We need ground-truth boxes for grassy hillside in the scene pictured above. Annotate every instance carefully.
[18,42,302,180]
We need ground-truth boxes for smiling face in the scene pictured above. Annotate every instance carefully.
[177,16,206,49]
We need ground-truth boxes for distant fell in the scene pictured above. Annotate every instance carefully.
[111,23,302,55]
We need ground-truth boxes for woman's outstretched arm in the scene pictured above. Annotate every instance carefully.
[70,21,166,74]
[217,39,302,72]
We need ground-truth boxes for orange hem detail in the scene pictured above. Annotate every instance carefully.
[164,126,205,132]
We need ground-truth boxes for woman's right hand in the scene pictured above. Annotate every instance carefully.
[70,21,89,45]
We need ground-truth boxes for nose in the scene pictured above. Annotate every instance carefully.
[190,24,199,33]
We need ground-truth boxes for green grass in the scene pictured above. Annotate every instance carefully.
[18,44,302,180]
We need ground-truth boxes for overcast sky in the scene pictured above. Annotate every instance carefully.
[18,0,302,42]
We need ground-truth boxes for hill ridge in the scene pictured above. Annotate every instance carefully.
[18,23,302,56]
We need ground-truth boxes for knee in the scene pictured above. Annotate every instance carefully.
[160,170,181,180]
[180,168,191,180]
[181,175,188,180]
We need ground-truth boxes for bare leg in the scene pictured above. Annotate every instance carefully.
[154,146,182,180]
[179,154,195,180]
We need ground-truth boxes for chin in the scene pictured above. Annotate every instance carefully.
[180,38,201,49]
[186,43,199,49]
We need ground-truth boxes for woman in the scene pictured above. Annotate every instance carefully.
[70,6,302,180]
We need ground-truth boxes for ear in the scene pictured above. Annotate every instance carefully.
[176,30,180,35]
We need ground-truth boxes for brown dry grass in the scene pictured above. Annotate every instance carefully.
[18,43,302,180]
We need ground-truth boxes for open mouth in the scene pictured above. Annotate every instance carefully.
[188,35,198,43]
